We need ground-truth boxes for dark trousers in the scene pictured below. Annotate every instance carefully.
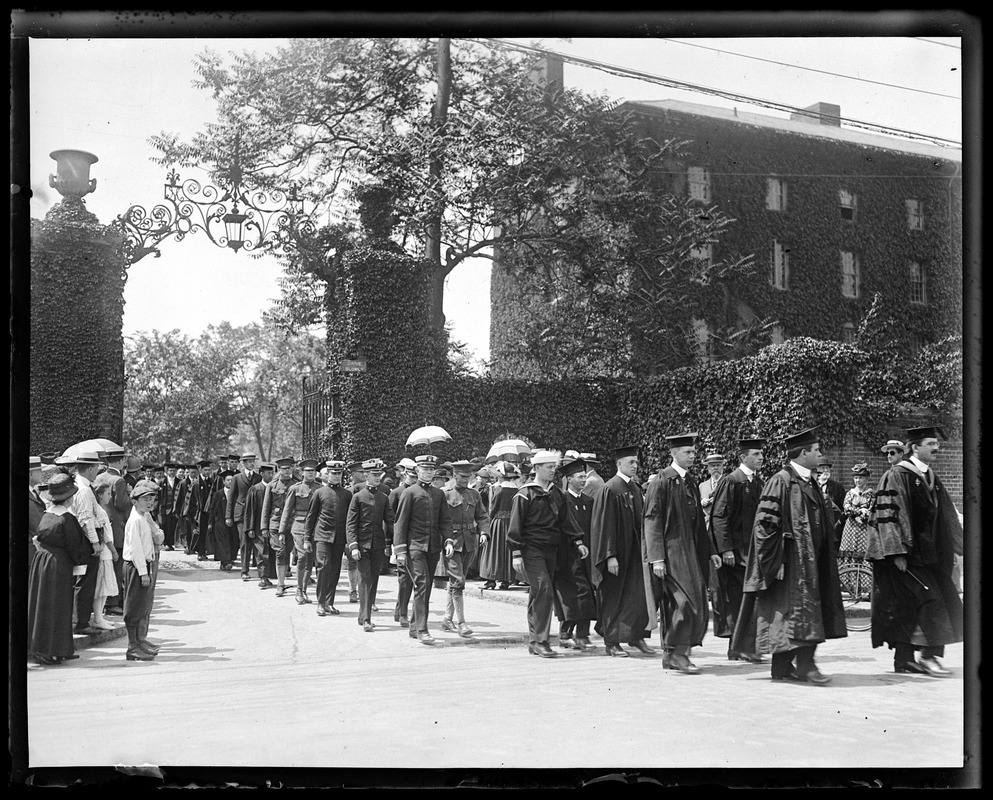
[137,555,159,643]
[315,538,345,608]
[409,550,440,634]
[250,532,269,581]
[771,644,819,677]
[560,619,591,638]
[123,560,155,652]
[356,548,385,624]
[238,522,251,575]
[396,557,414,620]
[190,516,208,557]
[73,553,100,631]
[521,543,558,645]
[895,641,945,663]
[108,550,125,608]
[162,514,177,548]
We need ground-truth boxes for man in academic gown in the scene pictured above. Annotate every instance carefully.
[645,433,721,673]
[228,453,262,581]
[554,457,598,651]
[187,460,215,561]
[589,445,657,659]
[866,425,963,677]
[708,438,766,663]
[244,462,275,589]
[731,427,847,684]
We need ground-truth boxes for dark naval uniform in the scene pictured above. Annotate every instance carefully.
[346,485,395,626]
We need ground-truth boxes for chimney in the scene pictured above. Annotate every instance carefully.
[529,55,563,94]
[790,102,841,127]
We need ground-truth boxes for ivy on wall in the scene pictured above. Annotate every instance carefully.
[30,199,127,452]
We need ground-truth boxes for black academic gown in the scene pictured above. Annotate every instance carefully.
[644,466,715,649]
[589,475,656,645]
[552,489,597,624]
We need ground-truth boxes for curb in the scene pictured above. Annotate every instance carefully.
[73,623,128,650]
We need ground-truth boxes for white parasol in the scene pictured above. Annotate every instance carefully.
[405,425,452,448]
[61,438,122,459]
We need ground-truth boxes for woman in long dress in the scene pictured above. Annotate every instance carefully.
[839,463,875,565]
[28,474,91,665]
[478,461,524,589]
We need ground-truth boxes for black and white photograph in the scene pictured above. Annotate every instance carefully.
[10,10,980,790]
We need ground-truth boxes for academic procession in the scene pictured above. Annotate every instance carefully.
[26,423,963,683]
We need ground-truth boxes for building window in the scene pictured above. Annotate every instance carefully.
[909,261,927,304]
[770,324,787,345]
[841,250,860,298]
[769,240,790,290]
[841,322,857,344]
[766,177,788,211]
[906,199,924,230]
[839,188,857,221]
[688,166,711,203]
[691,317,714,363]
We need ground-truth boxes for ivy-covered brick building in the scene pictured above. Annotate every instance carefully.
[490,99,962,375]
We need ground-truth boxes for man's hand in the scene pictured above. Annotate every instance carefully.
[710,554,723,569]
[247,529,255,539]
[512,556,524,575]
[91,543,102,557]
[607,556,619,576]
[577,544,589,560]
[351,548,362,561]
[226,518,233,527]
[722,551,735,567]
[140,574,150,587]
[776,564,785,581]
[303,541,313,553]
[385,544,392,557]
[396,553,407,569]
[444,543,455,558]
[479,533,489,546]
[652,561,666,579]
[894,555,908,572]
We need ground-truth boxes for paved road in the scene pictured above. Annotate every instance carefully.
[24,554,972,781]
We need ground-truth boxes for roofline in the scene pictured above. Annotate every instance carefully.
[621,99,962,164]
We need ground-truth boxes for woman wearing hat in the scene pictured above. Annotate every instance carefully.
[478,460,525,590]
[28,474,91,665]
[839,464,875,566]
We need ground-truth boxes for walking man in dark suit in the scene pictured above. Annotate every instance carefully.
[709,437,766,663]
[227,453,262,581]
[346,458,395,631]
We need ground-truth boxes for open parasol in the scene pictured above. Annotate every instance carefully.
[405,425,452,448]
[61,438,122,459]
[485,439,534,462]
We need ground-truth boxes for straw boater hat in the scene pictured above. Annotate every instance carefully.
[704,452,725,465]
[880,439,906,454]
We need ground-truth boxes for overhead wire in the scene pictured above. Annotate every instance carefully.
[470,37,961,150]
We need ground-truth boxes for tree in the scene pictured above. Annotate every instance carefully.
[150,38,751,358]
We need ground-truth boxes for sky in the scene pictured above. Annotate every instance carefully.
[26,23,965,364]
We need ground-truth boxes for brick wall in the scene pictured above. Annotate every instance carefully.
[823,437,964,508]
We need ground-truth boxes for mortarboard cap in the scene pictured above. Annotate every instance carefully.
[613,444,641,459]
[664,433,697,449]
[218,469,237,479]
[560,459,588,478]
[783,427,821,451]
[197,459,213,467]
[164,462,181,470]
[905,425,947,442]
[737,437,766,451]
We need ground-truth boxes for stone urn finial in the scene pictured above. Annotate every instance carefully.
[49,149,99,199]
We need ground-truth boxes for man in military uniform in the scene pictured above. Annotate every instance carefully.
[554,457,597,651]
[393,454,453,645]
[344,460,367,603]
[708,437,766,663]
[509,450,590,658]
[305,460,349,616]
[346,458,395,631]
[440,460,489,637]
[279,458,321,604]
[228,453,262,581]
[389,458,419,627]
[262,457,297,597]
[245,461,275,589]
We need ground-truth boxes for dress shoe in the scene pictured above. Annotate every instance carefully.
[165,545,174,551]
[326,605,340,615]
[440,618,458,633]
[295,592,308,605]
[528,642,558,658]
[498,582,510,590]
[558,634,576,649]
[126,650,155,661]
[802,669,832,685]
[400,616,410,628]
[33,654,61,665]
[197,555,207,562]
[666,653,700,674]
[394,609,401,622]
[362,622,375,632]
[242,574,252,582]
[275,586,287,597]
[105,606,124,616]
[457,622,473,637]
[259,580,271,590]
[483,581,496,590]
[771,669,804,682]
[371,604,378,612]
[894,660,930,675]
[409,629,419,640]
[316,604,329,617]
[138,640,160,654]
[919,656,951,677]
[63,653,80,660]
[575,636,593,651]
[417,631,436,645]
[628,639,656,655]
[605,644,629,658]
[729,651,764,663]
[349,591,359,603]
